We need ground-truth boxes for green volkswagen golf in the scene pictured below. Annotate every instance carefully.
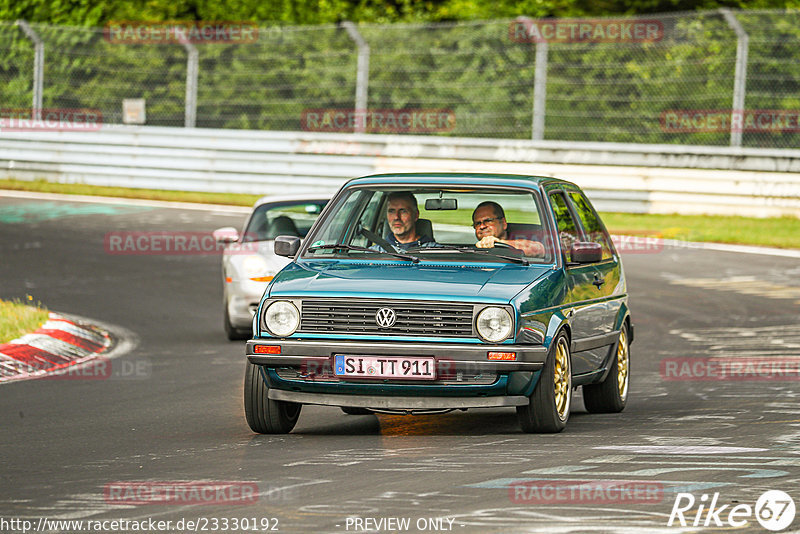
[244,173,633,433]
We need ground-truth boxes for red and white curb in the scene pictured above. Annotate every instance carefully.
[0,312,112,382]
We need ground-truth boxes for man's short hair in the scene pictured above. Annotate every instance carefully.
[473,201,505,220]
[386,191,419,214]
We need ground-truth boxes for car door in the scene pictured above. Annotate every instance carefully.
[565,188,623,334]
[547,189,601,376]
[564,187,625,373]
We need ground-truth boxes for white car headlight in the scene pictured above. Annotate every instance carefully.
[476,307,513,343]
[243,255,269,278]
[264,301,300,337]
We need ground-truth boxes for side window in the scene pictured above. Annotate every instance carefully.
[549,192,580,262]
[350,192,385,247]
[568,192,613,260]
[306,191,365,252]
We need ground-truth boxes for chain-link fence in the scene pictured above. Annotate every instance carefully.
[2,10,799,148]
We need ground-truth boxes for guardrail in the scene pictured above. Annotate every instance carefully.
[1,125,799,217]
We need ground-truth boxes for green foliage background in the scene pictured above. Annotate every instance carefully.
[3,0,800,25]
[1,1,799,147]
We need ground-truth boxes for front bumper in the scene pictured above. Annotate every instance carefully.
[246,339,547,372]
[247,339,547,409]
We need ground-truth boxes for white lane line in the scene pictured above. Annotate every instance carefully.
[0,189,251,214]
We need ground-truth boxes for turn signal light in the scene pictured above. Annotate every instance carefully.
[249,276,274,282]
[487,351,516,361]
[254,345,281,354]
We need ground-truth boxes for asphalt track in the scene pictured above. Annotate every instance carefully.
[1,193,799,534]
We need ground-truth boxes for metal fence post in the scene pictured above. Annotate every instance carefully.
[181,39,199,128]
[16,20,44,121]
[517,17,548,141]
[341,21,370,133]
[720,9,749,148]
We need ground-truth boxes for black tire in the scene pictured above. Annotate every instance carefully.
[583,323,630,413]
[243,360,301,434]
[517,330,572,433]
[224,302,250,341]
[341,407,373,415]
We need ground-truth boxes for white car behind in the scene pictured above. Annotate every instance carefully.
[213,195,328,340]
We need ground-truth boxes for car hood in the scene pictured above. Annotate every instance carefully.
[268,260,552,303]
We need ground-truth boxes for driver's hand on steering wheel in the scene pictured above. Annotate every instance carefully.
[476,235,503,249]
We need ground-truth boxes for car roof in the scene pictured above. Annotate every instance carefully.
[344,172,577,190]
[252,195,330,209]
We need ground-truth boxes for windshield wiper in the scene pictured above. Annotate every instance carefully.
[414,244,529,265]
[307,243,419,263]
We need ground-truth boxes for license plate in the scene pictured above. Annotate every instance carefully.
[333,355,436,380]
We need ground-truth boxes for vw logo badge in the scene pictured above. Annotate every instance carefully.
[375,307,397,328]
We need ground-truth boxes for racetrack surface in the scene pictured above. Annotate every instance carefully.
[1,194,799,533]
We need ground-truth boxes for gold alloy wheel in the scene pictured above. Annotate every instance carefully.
[617,329,629,400]
[553,339,570,420]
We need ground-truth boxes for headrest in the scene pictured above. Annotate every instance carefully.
[416,218,434,240]
[268,215,300,238]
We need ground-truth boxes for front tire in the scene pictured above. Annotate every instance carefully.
[244,361,301,434]
[583,324,629,413]
[517,331,572,433]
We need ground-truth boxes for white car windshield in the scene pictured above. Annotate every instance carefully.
[242,200,327,242]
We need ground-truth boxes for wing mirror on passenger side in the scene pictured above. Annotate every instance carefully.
[274,235,301,257]
[212,227,239,243]
[570,242,602,263]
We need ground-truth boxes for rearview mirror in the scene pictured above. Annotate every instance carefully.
[425,198,458,210]
[274,235,301,257]
[570,242,602,263]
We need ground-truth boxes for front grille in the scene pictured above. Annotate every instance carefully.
[299,300,474,337]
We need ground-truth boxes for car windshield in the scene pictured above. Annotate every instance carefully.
[303,186,554,264]
[242,200,327,242]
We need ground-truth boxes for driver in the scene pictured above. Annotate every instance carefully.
[472,201,545,257]
[372,192,437,252]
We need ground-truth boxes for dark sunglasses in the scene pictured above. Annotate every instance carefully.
[472,217,502,228]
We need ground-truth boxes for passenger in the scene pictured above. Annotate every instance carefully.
[374,192,436,252]
[472,201,545,256]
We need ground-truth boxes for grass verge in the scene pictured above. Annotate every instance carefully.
[0,298,49,344]
[2,178,799,249]
[601,212,800,250]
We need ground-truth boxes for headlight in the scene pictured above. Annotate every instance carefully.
[264,301,300,337]
[476,307,513,342]
[242,255,269,278]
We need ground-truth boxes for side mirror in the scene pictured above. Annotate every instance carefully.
[212,227,239,243]
[570,242,602,263]
[274,235,301,257]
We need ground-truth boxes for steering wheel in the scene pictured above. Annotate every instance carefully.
[492,241,514,249]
